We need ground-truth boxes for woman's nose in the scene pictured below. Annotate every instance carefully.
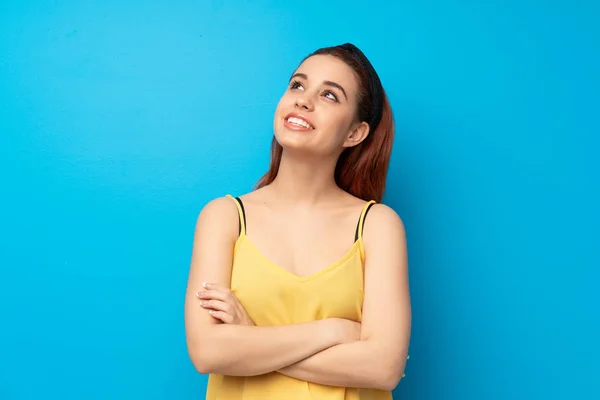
[295,94,314,111]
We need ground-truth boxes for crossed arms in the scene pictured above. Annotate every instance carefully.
[184,197,411,391]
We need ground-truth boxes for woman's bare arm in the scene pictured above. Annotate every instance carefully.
[277,204,411,390]
[184,197,352,376]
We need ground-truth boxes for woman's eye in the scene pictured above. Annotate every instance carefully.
[290,81,304,90]
[323,91,338,102]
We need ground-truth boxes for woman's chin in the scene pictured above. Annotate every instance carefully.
[274,129,313,148]
[278,138,307,152]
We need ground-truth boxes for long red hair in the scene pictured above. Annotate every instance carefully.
[255,44,395,203]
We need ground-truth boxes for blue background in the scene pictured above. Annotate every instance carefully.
[1,1,598,399]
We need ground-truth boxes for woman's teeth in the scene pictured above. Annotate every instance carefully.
[287,117,313,129]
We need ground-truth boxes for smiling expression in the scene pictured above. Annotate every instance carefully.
[273,55,368,157]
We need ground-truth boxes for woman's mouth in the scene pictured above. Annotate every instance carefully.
[284,113,315,130]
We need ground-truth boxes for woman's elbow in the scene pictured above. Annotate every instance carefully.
[187,338,218,375]
[375,361,405,391]
[191,354,214,375]
[378,371,402,391]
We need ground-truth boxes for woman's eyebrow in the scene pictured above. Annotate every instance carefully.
[289,72,348,100]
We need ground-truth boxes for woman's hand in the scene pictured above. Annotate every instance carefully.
[196,282,255,326]
[196,284,361,344]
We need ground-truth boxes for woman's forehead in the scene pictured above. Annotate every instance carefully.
[294,55,358,91]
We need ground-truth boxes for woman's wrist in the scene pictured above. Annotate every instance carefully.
[320,318,360,347]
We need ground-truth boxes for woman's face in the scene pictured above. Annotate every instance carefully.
[273,54,368,157]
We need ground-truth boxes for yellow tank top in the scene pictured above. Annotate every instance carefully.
[205,195,392,400]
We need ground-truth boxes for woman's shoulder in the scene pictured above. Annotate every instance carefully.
[194,195,241,233]
[234,186,273,207]
[364,202,405,237]
[341,192,399,217]
[200,195,238,213]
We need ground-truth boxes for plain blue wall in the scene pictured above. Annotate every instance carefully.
[1,1,598,399]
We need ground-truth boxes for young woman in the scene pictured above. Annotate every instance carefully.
[184,43,411,399]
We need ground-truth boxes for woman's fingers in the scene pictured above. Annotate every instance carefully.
[200,299,232,313]
[202,282,229,292]
[196,289,230,302]
[196,283,244,325]
[208,310,233,324]
[201,282,234,299]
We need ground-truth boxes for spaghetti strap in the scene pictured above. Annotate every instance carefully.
[225,194,247,236]
[354,200,376,242]
[356,200,376,263]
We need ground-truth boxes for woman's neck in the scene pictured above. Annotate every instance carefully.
[268,151,342,206]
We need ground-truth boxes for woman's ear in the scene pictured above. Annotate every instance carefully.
[342,121,370,148]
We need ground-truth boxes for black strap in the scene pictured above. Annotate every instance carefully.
[354,202,375,241]
[235,197,247,235]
